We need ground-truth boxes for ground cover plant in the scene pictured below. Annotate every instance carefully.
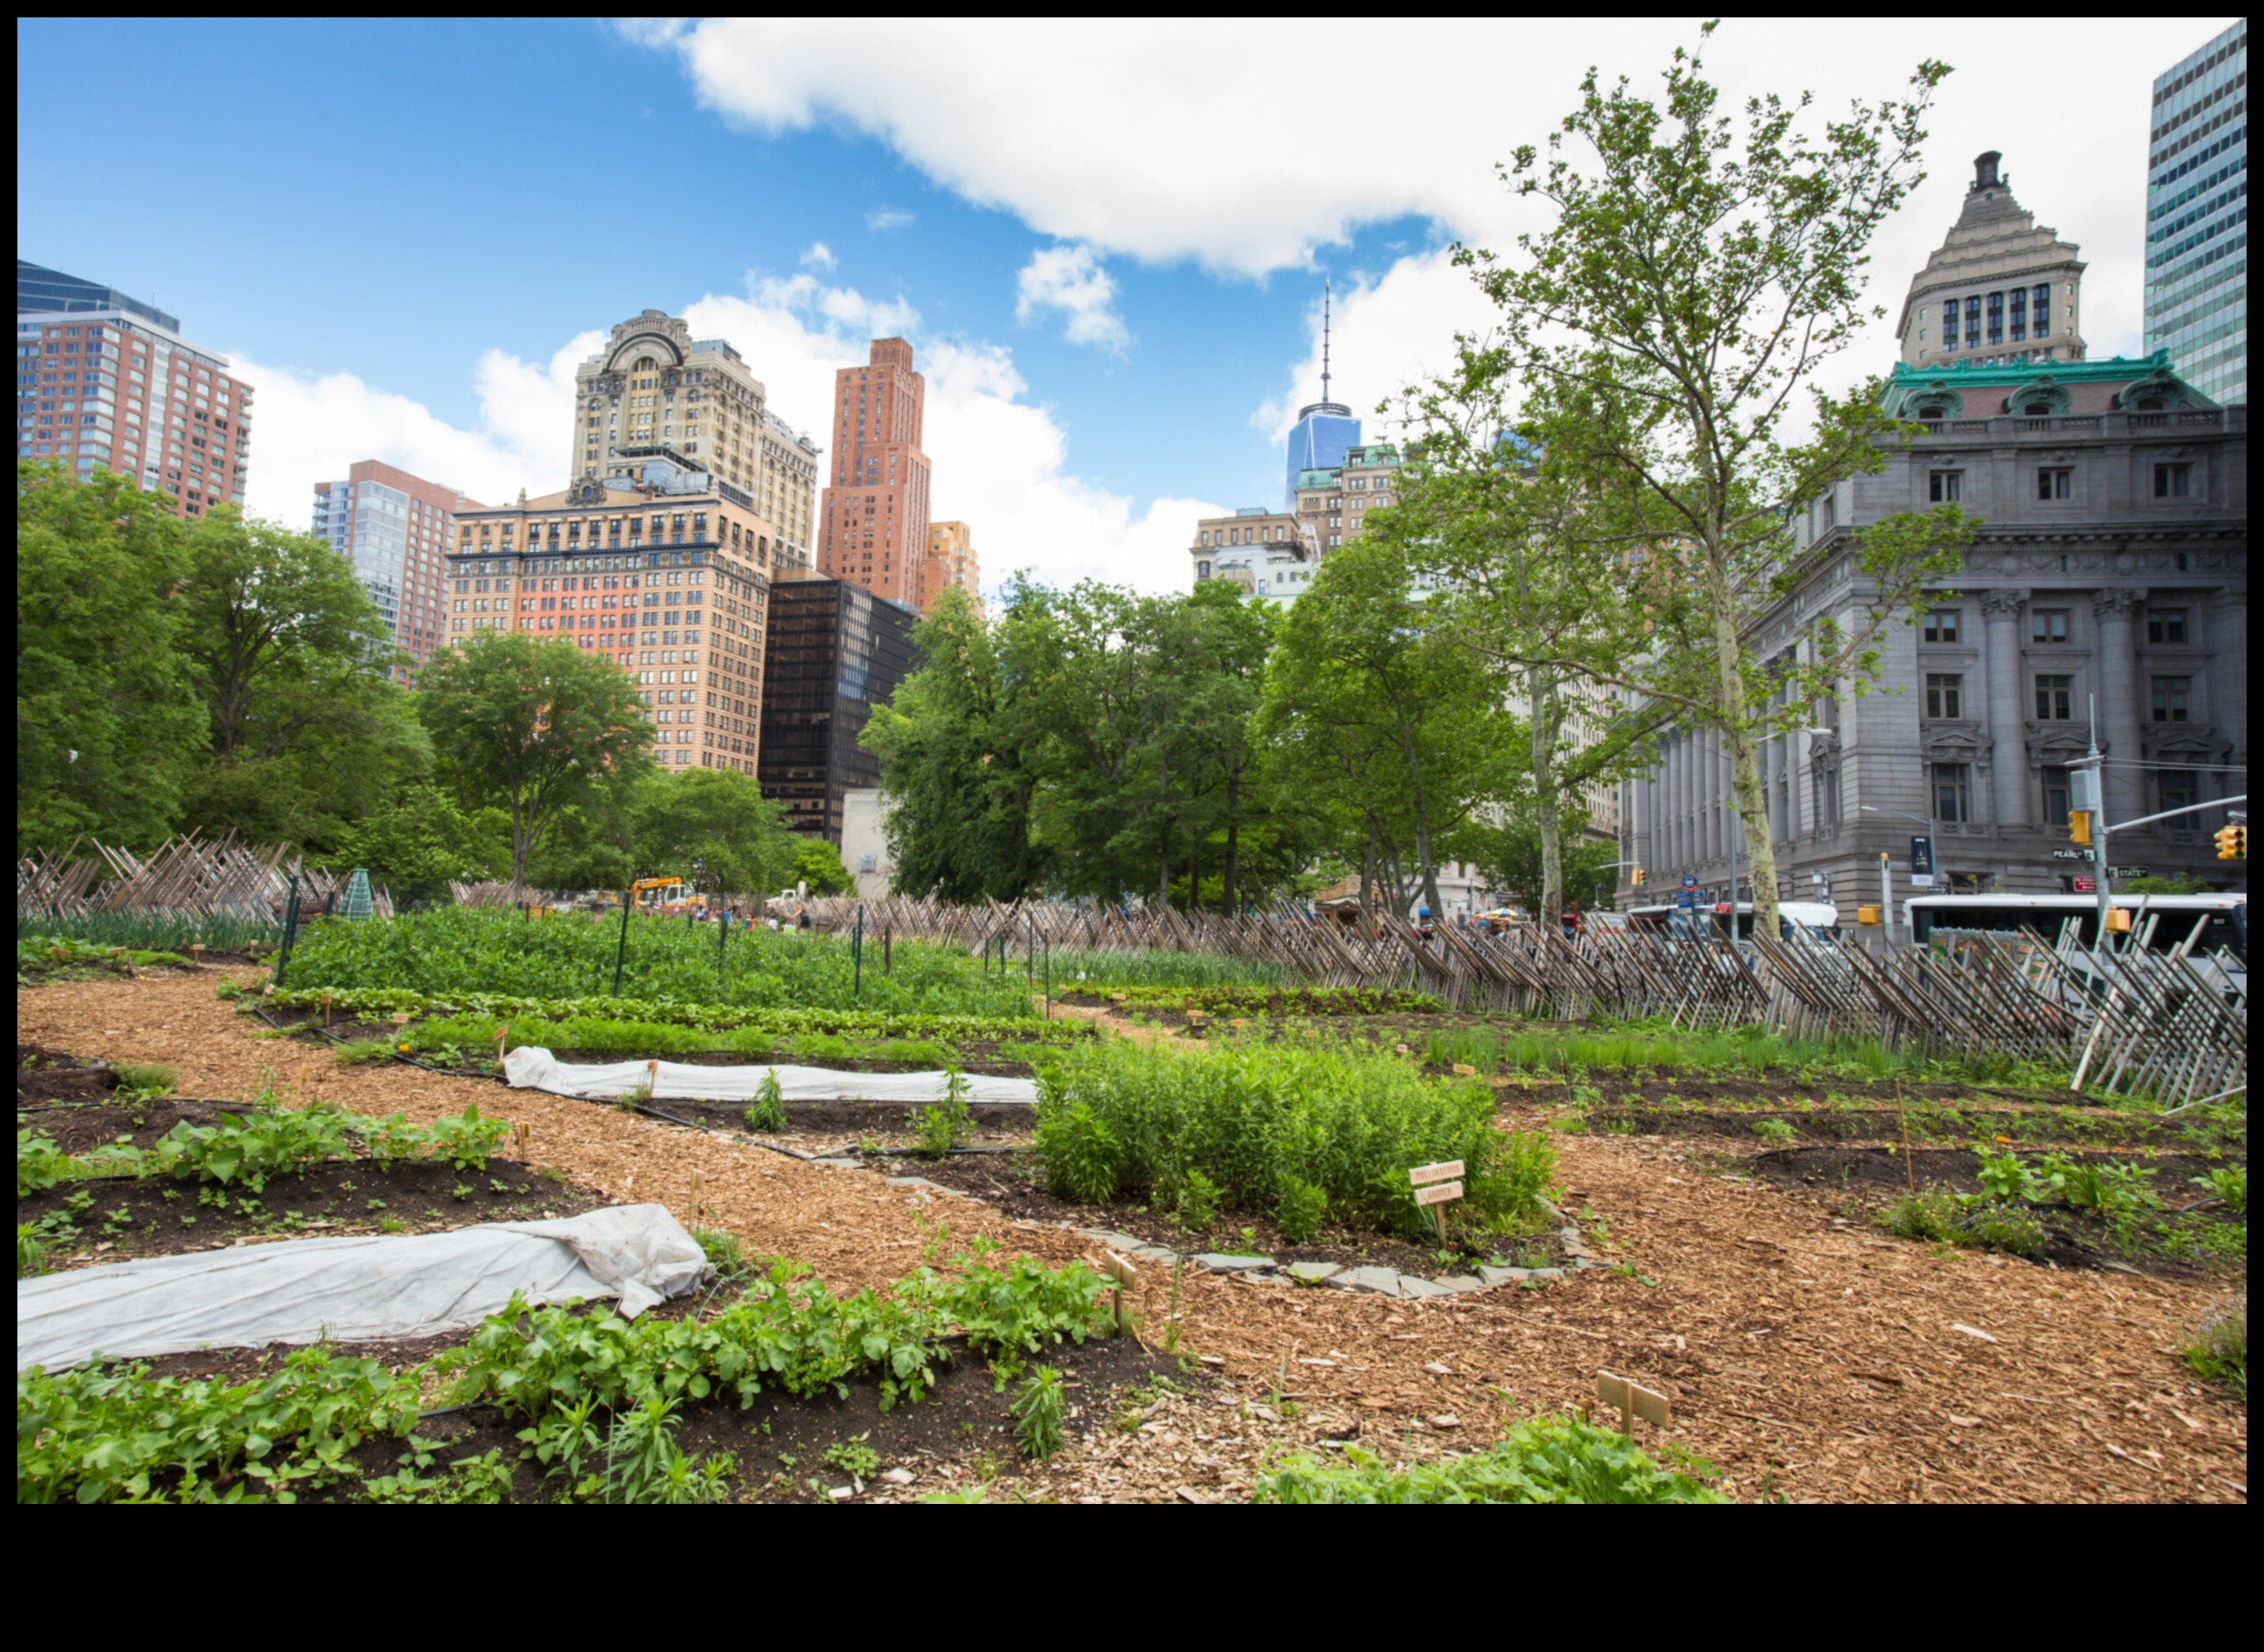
[1033,1031,1554,1242]
[20,1251,1115,1503]
[17,912,275,957]
[18,933,194,985]
[280,907,1033,1018]
[1071,983,1447,1017]
[1251,1412,1724,1504]
[1048,947,1291,991]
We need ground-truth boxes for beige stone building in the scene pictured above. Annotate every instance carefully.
[1899,152,2087,372]
[573,309,817,570]
[922,520,981,613]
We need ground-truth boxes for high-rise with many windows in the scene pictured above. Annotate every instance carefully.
[816,338,933,607]
[2145,21,2247,408]
[313,461,479,677]
[17,258,253,517]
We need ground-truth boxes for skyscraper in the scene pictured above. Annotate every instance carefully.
[1896,152,2087,370]
[17,258,253,518]
[1283,279,1359,507]
[2145,21,2247,408]
[816,339,933,606]
[313,461,480,677]
[758,576,920,845]
[921,520,980,613]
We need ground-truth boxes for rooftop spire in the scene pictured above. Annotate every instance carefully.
[1321,277,1333,406]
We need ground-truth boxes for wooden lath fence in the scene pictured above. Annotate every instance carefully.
[17,833,390,924]
[805,894,2246,1110]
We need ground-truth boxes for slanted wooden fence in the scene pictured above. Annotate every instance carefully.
[801,894,2246,1110]
[17,833,390,924]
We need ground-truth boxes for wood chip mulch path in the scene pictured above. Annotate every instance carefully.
[20,970,2247,1504]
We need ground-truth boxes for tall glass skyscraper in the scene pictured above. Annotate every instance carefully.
[1284,277,1360,504]
[2143,21,2247,406]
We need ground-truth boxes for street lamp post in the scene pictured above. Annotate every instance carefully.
[1859,804,1935,944]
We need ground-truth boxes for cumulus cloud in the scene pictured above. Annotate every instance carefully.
[232,331,602,525]
[864,207,914,232]
[798,240,838,271]
[638,19,2164,419]
[1014,242,1131,352]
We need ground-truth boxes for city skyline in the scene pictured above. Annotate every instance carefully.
[17,17,2242,598]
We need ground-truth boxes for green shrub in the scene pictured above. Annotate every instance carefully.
[331,1040,396,1068]
[2179,1298,2246,1399]
[1277,1176,1328,1243]
[1876,1189,1962,1243]
[2192,1165,2247,1212]
[744,1071,786,1133]
[1960,1201,2050,1258]
[1034,1034,1551,1241]
[1750,1117,1797,1145]
[112,1062,177,1094]
[1253,1413,1724,1504]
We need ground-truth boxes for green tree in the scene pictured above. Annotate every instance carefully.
[792,834,855,896]
[632,767,797,900]
[1456,28,1974,935]
[16,462,204,852]
[421,630,656,884]
[172,507,429,848]
[861,587,1047,901]
[1260,539,1513,924]
[325,783,511,907]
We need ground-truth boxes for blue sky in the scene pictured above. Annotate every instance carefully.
[17,17,2233,593]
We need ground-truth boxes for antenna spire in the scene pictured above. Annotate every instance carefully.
[1321,278,1333,405]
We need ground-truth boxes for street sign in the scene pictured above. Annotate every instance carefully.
[2107,866,2150,878]
[2051,848,2088,860]
[1681,873,1698,890]
[1910,836,1935,877]
[2073,876,2096,893]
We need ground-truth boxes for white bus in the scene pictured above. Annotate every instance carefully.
[1626,900,1840,941]
[1904,892,2246,961]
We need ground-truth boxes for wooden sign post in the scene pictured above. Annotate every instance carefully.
[495,1025,509,1067]
[1408,1160,1466,1244]
[320,991,333,1028]
[1102,1251,1138,1332]
[1594,1370,1671,1438]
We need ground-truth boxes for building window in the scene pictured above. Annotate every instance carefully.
[1933,763,1971,824]
[1816,761,1841,826]
[2157,769,2200,818]
[1922,608,1960,643]
[2042,765,2072,827]
[2032,284,2051,335]
[1985,290,2004,344]
[1964,296,1981,347]
[1942,300,1958,348]
[2033,674,2073,721]
[2009,286,2027,341]
[2038,467,2072,500]
[2153,462,2193,498]
[1197,561,1211,580]
[1924,672,1964,719]
[2149,676,2191,723]
[2146,608,2187,644]
[1929,470,1963,502]
[2031,609,2070,644]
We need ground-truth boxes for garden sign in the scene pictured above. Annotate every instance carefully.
[1407,1159,1464,1242]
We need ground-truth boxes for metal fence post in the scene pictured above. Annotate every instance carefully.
[612,887,632,997]
[853,902,866,1000]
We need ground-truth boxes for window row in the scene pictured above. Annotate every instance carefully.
[1943,284,2054,350]
[1923,605,2196,645]
[1921,670,2197,723]
[1927,462,2194,503]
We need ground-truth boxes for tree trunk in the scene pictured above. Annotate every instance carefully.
[1532,663,1565,934]
[1223,770,1240,915]
[1156,747,1170,909]
[1360,819,1378,940]
[1707,567,1781,939]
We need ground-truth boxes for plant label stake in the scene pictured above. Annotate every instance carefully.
[1102,1251,1137,1332]
[1594,1371,1670,1437]
[1408,1160,1465,1244]
[320,992,333,1028]
[495,1025,509,1067]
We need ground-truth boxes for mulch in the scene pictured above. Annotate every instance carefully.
[17,971,2248,1504]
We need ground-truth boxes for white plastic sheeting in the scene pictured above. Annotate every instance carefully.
[17,1204,705,1373]
[502,1046,1039,1106]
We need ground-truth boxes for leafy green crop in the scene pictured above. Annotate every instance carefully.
[1011,1365,1066,1460]
[1253,1413,1725,1504]
[1034,1034,1554,1240]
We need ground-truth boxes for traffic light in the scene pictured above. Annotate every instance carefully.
[1630,866,1647,887]
[2068,810,2091,846]
[2218,823,2248,860]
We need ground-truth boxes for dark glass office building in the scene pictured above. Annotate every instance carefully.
[758,577,920,844]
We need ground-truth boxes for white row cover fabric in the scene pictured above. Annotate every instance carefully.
[502,1045,1039,1106]
[17,1204,704,1373]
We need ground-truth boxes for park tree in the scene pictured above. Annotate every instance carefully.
[420,630,655,884]
[325,783,511,907]
[861,586,1048,902]
[632,767,798,901]
[1455,27,1975,934]
[172,507,429,847]
[16,461,204,853]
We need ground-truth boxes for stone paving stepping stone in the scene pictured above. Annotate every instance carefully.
[1192,1253,1275,1273]
[1129,1244,1179,1264]
[886,1176,943,1191]
[1397,1276,1455,1298]
[1476,1264,1534,1286]
[1286,1260,1343,1283]
[1080,1231,1149,1254]
[1330,1265,1405,1295]
[1435,1275,1486,1293]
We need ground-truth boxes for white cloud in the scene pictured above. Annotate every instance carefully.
[864,207,914,232]
[1014,243,1131,352]
[798,240,837,271]
[232,330,602,525]
[640,18,2187,426]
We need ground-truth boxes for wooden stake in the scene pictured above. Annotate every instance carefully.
[1896,1077,1916,1195]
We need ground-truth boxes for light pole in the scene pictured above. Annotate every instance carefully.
[1859,804,1935,944]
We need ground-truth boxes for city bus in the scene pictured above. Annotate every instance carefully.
[1625,900,1840,941]
[1905,892,2246,962]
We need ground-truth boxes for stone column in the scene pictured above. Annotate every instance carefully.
[2213,587,2247,783]
[1980,587,2031,829]
[2092,588,2146,823]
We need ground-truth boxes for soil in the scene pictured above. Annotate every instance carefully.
[21,1094,262,1154]
[19,1043,119,1104]
[19,1153,607,1266]
[104,1315,1189,1504]
[18,969,2250,1504]
[905,1148,1570,1280]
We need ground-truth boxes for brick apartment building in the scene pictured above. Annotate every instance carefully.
[817,338,933,606]
[313,460,480,675]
